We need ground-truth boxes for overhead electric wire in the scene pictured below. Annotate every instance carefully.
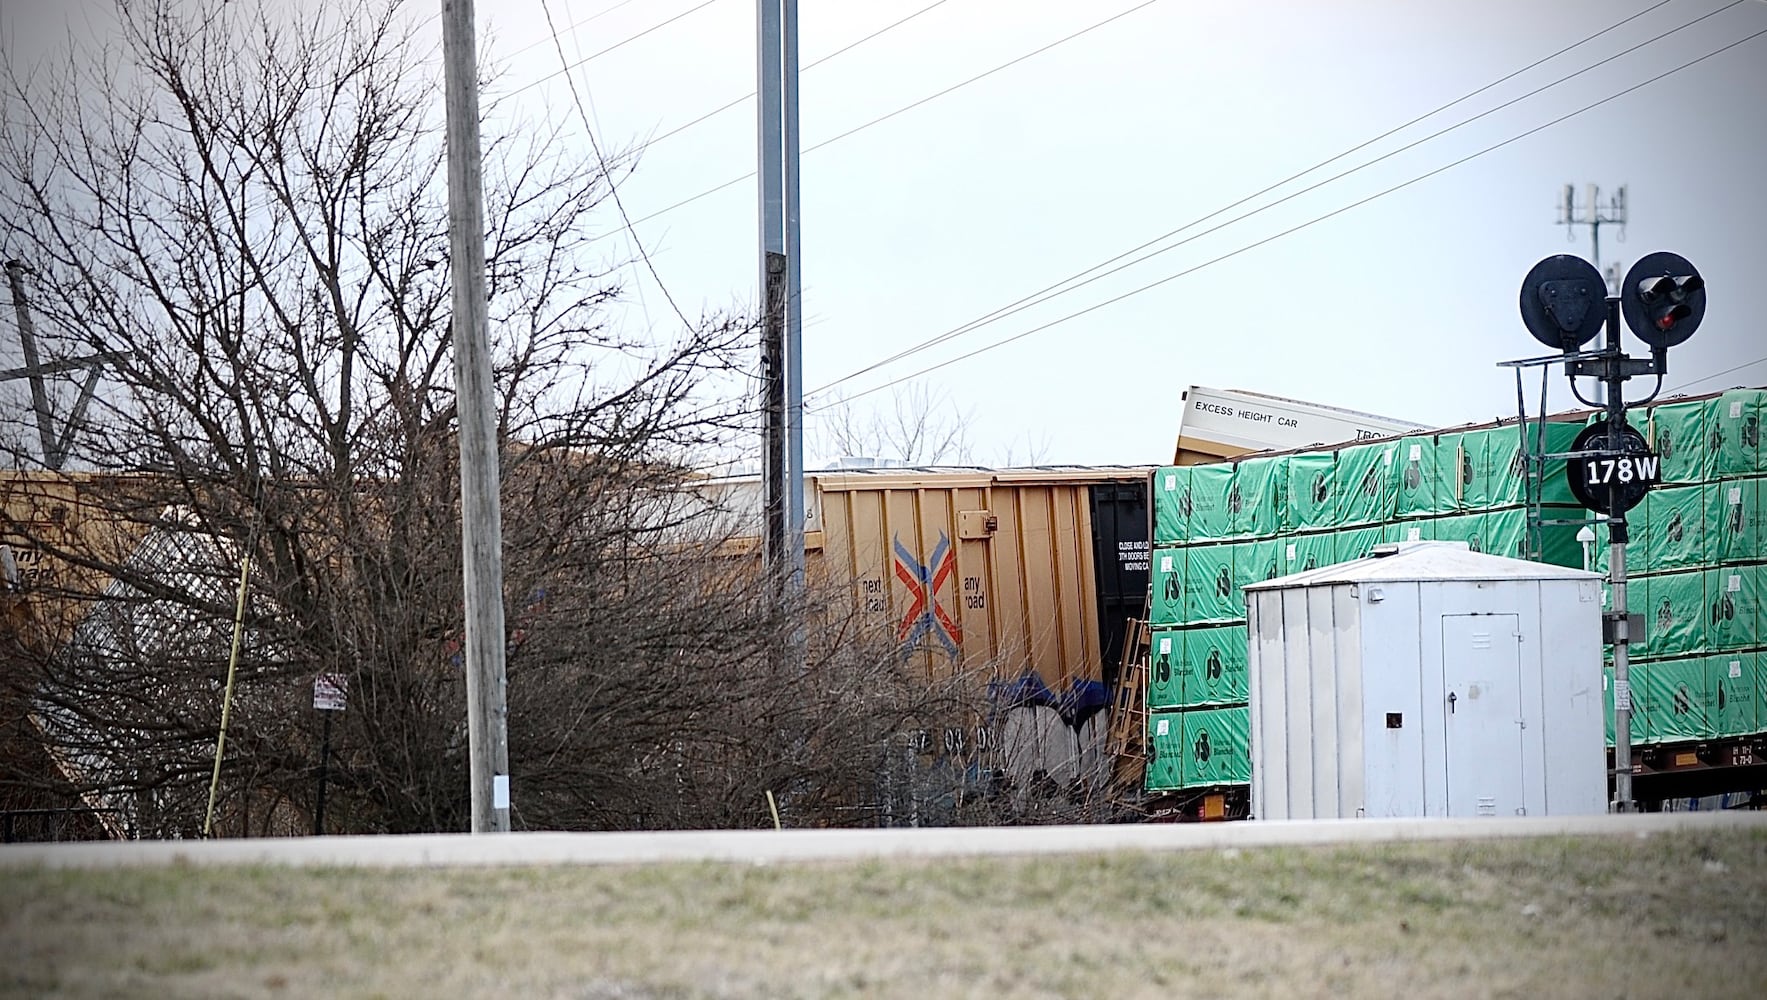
[539,0,697,333]
[814,0,1724,396]
[644,0,957,150]
[591,0,1169,240]
[812,24,1767,413]
[1664,356,1767,394]
[505,0,649,61]
[512,0,725,98]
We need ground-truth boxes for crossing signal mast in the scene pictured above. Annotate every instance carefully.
[1504,249,1707,813]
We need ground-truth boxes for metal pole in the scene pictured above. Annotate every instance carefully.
[314,710,332,836]
[1602,295,1633,812]
[442,0,511,834]
[762,251,787,592]
[4,261,59,469]
[782,0,806,618]
[758,0,785,590]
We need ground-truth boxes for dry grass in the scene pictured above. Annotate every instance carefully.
[4,828,1766,999]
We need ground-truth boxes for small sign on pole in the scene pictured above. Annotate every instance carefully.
[313,673,348,712]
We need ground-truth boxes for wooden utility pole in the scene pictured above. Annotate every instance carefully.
[441,0,510,833]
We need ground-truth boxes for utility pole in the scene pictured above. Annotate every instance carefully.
[441,0,510,834]
[1558,184,1627,293]
[3,261,112,471]
[758,0,805,662]
[6,261,59,468]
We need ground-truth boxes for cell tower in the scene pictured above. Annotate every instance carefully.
[1558,183,1628,293]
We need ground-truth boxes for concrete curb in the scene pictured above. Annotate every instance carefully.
[3,811,1763,869]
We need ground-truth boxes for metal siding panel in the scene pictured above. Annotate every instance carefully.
[951,486,998,676]
[1286,590,1315,820]
[990,490,1031,678]
[1544,578,1608,815]
[1261,589,1295,819]
[1521,581,1551,819]
[1307,585,1340,819]
[1247,594,1268,820]
[1053,487,1095,692]
[1417,582,1446,817]
[1336,584,1365,816]
[1360,582,1426,817]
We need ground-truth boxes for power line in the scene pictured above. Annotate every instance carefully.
[814,25,1767,413]
[815,0,1721,395]
[512,0,726,98]
[592,0,1169,239]
[1664,356,1767,394]
[506,0,649,60]
[644,0,957,149]
[539,0,697,332]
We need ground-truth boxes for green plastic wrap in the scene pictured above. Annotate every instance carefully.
[1434,430,1484,513]
[1179,706,1252,787]
[1710,478,1763,565]
[1487,420,1582,508]
[1642,484,1706,571]
[1184,542,1240,625]
[1711,389,1764,478]
[1334,442,1397,526]
[1150,547,1186,627]
[1534,506,1590,568]
[1335,526,1387,563]
[1284,452,1336,531]
[1631,657,1712,744]
[1385,519,1432,546]
[1482,507,1531,562]
[1147,628,1186,710]
[1641,400,1711,485]
[1182,624,1249,707]
[1392,435,1438,518]
[1707,652,1759,740]
[1186,464,1236,542]
[1641,570,1705,659]
[1603,666,1614,746]
[1430,512,1484,553]
[1152,466,1191,545]
[1145,711,1186,791]
[1706,566,1762,652]
[1237,538,1285,595]
[1230,456,1287,539]
[1283,532,1336,574]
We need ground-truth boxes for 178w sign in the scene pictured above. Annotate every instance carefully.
[1567,419,1659,515]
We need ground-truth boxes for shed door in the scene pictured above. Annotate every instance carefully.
[1441,614,1524,817]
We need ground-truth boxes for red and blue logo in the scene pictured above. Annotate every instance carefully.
[894,532,961,660]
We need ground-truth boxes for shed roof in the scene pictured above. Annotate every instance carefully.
[1245,541,1601,590]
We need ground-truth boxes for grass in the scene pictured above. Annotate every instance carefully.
[4,829,1766,998]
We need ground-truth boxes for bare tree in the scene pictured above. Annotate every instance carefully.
[815,382,975,467]
[0,0,972,837]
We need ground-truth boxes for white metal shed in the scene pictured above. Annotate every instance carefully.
[1244,541,1607,821]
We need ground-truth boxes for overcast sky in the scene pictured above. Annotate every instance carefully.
[6,0,1766,468]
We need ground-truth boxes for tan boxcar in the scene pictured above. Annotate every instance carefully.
[707,465,1154,720]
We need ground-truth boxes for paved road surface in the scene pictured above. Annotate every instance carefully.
[3,811,1762,869]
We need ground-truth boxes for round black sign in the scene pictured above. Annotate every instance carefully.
[1567,420,1656,516]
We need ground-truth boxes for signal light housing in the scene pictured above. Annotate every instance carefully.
[1622,252,1705,349]
[1519,255,1608,351]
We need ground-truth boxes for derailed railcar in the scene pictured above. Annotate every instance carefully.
[705,465,1153,809]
